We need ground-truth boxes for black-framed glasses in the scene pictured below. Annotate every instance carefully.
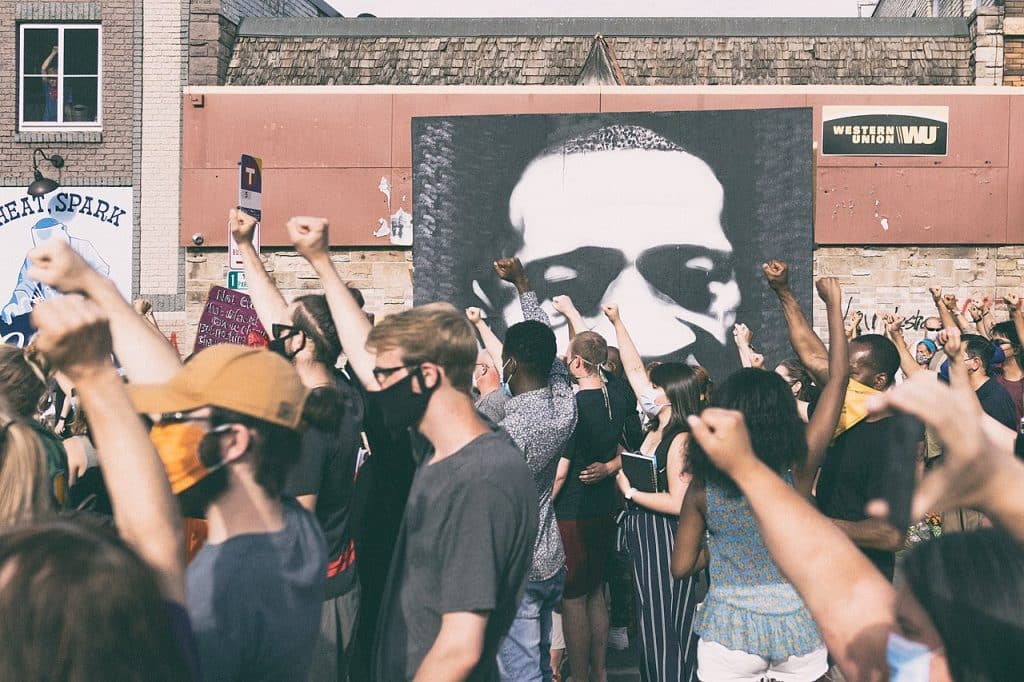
[271,323,299,340]
[372,363,420,385]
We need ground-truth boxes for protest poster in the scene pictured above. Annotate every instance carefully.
[193,285,269,352]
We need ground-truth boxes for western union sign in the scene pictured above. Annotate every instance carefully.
[821,106,948,156]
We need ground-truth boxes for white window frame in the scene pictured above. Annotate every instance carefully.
[18,23,103,131]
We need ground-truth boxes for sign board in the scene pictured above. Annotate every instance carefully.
[822,106,948,156]
[193,285,269,352]
[229,154,262,270]
[227,271,248,291]
[0,186,133,346]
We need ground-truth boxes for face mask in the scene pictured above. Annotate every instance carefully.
[886,632,933,682]
[501,358,516,398]
[915,352,931,366]
[150,422,229,494]
[370,368,436,430]
[924,330,940,342]
[638,387,666,418]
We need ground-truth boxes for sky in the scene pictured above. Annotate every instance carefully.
[324,0,870,18]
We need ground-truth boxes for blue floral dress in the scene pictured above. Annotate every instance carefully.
[695,475,823,661]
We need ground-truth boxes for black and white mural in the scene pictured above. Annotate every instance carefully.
[412,109,813,381]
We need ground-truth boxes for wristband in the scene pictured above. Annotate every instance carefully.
[624,487,638,501]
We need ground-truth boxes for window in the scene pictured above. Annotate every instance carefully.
[19,24,102,130]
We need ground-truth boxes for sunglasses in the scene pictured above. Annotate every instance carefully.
[271,323,301,340]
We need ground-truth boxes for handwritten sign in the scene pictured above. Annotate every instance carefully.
[193,285,269,352]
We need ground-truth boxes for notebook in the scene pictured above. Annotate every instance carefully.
[621,451,659,493]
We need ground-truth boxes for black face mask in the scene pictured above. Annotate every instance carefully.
[268,329,305,360]
[371,367,436,431]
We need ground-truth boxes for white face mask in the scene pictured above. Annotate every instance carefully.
[638,387,666,418]
[887,632,932,682]
[924,330,940,342]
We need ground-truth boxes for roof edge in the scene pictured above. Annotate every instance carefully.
[236,16,970,39]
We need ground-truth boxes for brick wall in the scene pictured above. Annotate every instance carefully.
[0,0,135,186]
[188,0,323,86]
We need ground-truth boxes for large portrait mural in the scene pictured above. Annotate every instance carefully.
[413,109,814,381]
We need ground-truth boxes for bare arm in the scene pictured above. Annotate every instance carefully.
[467,309,504,370]
[687,409,894,682]
[32,297,186,606]
[41,46,58,72]
[551,295,586,342]
[796,277,850,496]
[1006,295,1024,350]
[617,433,690,515]
[552,457,570,500]
[763,260,830,386]
[413,611,488,682]
[884,315,925,378]
[230,209,290,333]
[603,305,653,398]
[287,217,378,390]
[671,483,709,578]
[28,239,182,383]
[732,323,756,368]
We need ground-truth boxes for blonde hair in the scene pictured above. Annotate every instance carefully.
[0,402,52,527]
[569,331,608,376]
[367,303,478,393]
[0,345,49,418]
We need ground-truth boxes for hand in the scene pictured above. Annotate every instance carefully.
[465,307,483,325]
[133,298,152,316]
[685,409,759,480]
[942,294,958,313]
[493,257,526,285]
[815,276,841,306]
[1003,293,1021,312]
[229,208,258,246]
[749,351,765,369]
[929,286,942,302]
[27,237,99,294]
[938,326,962,360]
[49,46,58,56]
[762,260,790,292]
[579,462,611,485]
[966,300,985,323]
[845,310,863,341]
[866,371,1013,518]
[732,323,753,347]
[551,295,578,316]
[31,295,114,381]
[601,304,621,324]
[882,313,905,338]
[286,216,329,261]
[615,470,632,496]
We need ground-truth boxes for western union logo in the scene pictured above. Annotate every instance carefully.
[822,110,947,156]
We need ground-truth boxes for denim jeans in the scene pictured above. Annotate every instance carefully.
[497,569,566,682]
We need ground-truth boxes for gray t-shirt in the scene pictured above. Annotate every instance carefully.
[187,498,327,681]
[375,430,539,681]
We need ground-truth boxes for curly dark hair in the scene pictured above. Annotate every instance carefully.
[687,368,806,497]
[504,320,556,378]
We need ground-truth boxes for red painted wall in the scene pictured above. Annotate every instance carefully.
[181,87,1020,247]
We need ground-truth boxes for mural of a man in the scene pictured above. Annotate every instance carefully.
[499,125,741,369]
[1,217,110,323]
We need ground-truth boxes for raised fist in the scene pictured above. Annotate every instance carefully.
[229,208,258,246]
[815,277,842,306]
[551,295,577,316]
[732,323,753,346]
[492,257,525,285]
[27,237,98,295]
[286,216,329,260]
[762,260,790,292]
[601,304,621,324]
[465,307,483,325]
[31,295,113,381]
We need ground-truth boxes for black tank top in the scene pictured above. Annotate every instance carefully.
[652,425,687,493]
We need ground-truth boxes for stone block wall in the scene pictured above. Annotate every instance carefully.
[182,247,413,352]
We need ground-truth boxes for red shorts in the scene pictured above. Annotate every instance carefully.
[558,515,617,599]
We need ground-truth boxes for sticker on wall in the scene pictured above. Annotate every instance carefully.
[0,187,132,346]
[821,106,948,156]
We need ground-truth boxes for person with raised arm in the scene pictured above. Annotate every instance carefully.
[282,216,417,681]
[765,259,922,581]
[231,210,364,682]
[465,306,510,421]
[27,238,182,383]
[684,326,1024,682]
[487,256,577,682]
[671,277,849,681]
[881,312,929,378]
[602,303,703,682]
[0,295,195,680]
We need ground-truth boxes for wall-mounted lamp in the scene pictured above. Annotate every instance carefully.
[27,148,65,197]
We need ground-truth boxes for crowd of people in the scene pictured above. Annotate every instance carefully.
[1,207,1023,682]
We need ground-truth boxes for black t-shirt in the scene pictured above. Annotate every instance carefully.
[815,413,924,581]
[284,370,364,598]
[556,384,633,520]
[608,374,644,452]
[374,430,538,681]
[976,377,1019,432]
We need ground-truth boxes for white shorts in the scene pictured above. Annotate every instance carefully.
[697,638,828,682]
[550,611,565,650]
